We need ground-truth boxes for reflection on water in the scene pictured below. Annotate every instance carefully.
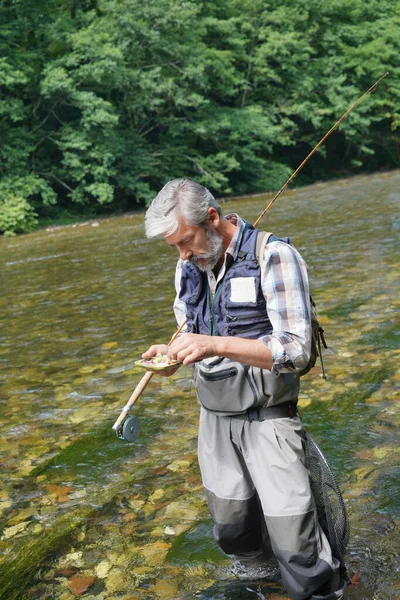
[0,171,399,599]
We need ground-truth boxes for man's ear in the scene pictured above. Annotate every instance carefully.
[207,207,220,229]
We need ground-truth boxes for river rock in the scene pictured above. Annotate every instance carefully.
[68,574,95,595]
[59,551,85,568]
[46,484,73,503]
[7,507,35,525]
[105,568,131,593]
[148,489,164,502]
[127,498,145,511]
[95,560,112,579]
[1,521,30,539]
[163,500,198,522]
[164,526,176,536]
[149,579,179,598]
[141,541,171,566]
[166,459,191,472]
[0,500,12,516]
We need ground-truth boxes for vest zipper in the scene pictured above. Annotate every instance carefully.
[227,312,268,322]
[210,284,223,336]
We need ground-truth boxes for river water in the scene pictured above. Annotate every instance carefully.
[0,171,399,600]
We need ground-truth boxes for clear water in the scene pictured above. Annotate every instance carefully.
[0,171,399,599]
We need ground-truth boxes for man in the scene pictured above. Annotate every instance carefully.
[142,179,347,600]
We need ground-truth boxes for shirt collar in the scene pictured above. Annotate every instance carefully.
[224,213,246,261]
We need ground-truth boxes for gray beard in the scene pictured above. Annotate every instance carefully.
[191,226,223,272]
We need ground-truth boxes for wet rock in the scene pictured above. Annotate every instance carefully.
[46,484,73,503]
[1,520,30,539]
[150,526,164,537]
[105,568,131,593]
[149,579,179,598]
[148,489,164,502]
[166,459,191,472]
[128,498,145,511]
[57,566,79,577]
[141,541,171,566]
[163,501,199,522]
[120,511,137,523]
[7,507,36,525]
[68,574,96,595]
[298,398,312,408]
[131,565,153,583]
[372,446,398,461]
[59,551,85,569]
[101,342,118,350]
[16,458,35,476]
[95,560,112,579]
[68,406,97,424]
[151,465,170,477]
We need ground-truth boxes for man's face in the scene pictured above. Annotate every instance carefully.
[165,216,223,272]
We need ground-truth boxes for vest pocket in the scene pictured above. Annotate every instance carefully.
[194,359,300,415]
[194,358,259,414]
[226,311,271,338]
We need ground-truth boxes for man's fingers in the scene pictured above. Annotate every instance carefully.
[178,345,202,365]
[157,365,181,377]
[168,334,215,364]
[142,346,157,359]
[142,344,168,359]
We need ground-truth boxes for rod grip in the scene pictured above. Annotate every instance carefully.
[112,370,153,431]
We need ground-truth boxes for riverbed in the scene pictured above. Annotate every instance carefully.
[0,171,399,599]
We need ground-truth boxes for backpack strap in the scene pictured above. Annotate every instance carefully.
[256,231,291,268]
[256,231,273,268]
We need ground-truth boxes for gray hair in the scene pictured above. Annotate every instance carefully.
[145,179,222,238]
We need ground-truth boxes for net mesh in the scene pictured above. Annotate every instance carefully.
[305,433,350,562]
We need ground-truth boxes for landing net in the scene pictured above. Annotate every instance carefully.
[305,433,350,562]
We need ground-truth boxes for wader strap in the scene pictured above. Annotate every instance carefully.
[232,402,297,422]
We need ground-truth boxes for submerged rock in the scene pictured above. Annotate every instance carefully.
[68,574,95,595]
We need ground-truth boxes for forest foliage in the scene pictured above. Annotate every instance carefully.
[0,0,399,234]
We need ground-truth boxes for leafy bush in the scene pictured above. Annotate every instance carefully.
[0,195,38,236]
[0,175,55,234]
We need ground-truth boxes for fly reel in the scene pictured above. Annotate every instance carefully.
[115,414,141,442]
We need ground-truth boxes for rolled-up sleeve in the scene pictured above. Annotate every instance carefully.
[173,259,187,330]
[260,241,311,373]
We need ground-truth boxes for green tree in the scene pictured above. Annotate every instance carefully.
[0,0,398,234]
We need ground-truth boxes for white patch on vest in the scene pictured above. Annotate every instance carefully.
[230,277,257,303]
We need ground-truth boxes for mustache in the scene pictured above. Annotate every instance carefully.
[191,253,208,261]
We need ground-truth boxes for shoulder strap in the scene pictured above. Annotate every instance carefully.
[256,231,294,268]
[256,231,273,269]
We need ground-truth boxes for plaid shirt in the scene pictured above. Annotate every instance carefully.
[173,215,311,373]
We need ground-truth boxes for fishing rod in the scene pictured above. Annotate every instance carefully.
[112,71,390,442]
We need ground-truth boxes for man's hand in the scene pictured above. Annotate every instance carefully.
[167,333,218,365]
[141,344,180,377]
[142,344,169,360]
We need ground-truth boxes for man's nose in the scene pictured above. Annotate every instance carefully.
[179,248,193,261]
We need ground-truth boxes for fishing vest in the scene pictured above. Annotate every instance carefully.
[179,223,300,415]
